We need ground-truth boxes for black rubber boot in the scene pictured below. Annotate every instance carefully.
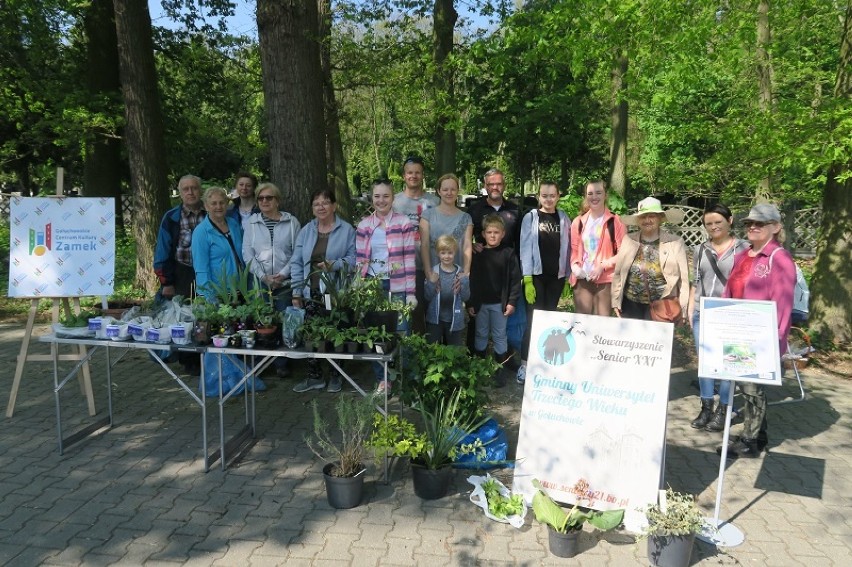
[721,437,762,459]
[492,352,509,388]
[705,404,727,432]
[756,430,769,451]
[691,399,714,429]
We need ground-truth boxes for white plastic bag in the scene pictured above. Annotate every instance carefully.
[467,474,527,529]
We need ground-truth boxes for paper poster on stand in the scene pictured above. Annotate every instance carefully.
[8,197,116,298]
[512,310,673,516]
[697,297,781,385]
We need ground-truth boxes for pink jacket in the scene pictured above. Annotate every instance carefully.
[723,239,795,354]
[569,210,626,285]
[356,212,417,296]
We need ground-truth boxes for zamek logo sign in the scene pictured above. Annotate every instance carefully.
[29,224,52,256]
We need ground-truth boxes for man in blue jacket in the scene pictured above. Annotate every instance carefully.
[153,175,205,302]
[153,175,205,372]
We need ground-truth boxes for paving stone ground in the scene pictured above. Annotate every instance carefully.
[1,322,850,566]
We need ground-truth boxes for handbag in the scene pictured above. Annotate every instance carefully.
[650,297,681,323]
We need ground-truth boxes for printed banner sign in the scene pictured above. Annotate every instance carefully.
[513,310,673,514]
[8,197,116,298]
[698,298,782,386]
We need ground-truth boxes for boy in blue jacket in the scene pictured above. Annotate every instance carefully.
[424,235,470,346]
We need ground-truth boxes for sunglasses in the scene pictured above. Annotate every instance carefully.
[403,156,424,166]
[257,195,276,202]
[372,177,393,186]
[743,220,770,228]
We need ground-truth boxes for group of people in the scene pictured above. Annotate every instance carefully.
[154,161,796,460]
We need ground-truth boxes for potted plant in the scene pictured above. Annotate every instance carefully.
[301,316,335,352]
[305,393,377,509]
[640,488,706,567]
[190,297,220,344]
[400,334,498,425]
[531,479,625,558]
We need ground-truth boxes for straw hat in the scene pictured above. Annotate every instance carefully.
[621,197,685,226]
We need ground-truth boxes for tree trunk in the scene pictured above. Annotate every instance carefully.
[257,0,328,223]
[318,0,351,220]
[755,0,774,200]
[433,0,458,177]
[808,1,852,344]
[113,0,170,293]
[608,49,628,197]
[84,0,124,228]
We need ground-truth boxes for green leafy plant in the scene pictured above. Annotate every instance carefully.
[531,479,625,533]
[639,488,705,538]
[366,413,428,463]
[367,389,489,470]
[401,334,498,421]
[191,296,221,325]
[482,478,525,519]
[414,388,490,469]
[305,393,377,478]
[358,326,394,351]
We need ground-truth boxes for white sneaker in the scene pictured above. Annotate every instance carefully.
[293,378,325,393]
[327,375,343,393]
[516,364,527,384]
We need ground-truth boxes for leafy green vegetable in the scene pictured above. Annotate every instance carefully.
[60,311,100,328]
[482,478,524,519]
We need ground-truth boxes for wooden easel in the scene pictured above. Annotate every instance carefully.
[6,168,96,418]
[6,298,96,418]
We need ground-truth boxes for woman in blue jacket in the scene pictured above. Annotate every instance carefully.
[517,181,571,383]
[290,188,356,394]
[191,187,244,302]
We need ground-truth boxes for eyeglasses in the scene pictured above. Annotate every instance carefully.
[312,200,333,207]
[257,195,276,202]
[403,156,424,166]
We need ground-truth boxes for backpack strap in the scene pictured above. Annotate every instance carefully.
[606,217,618,254]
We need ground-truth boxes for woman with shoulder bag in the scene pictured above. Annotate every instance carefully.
[688,204,749,431]
[611,197,689,323]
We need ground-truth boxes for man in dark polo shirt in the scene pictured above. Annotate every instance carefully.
[468,168,520,252]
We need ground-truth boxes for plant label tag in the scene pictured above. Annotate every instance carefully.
[659,489,668,514]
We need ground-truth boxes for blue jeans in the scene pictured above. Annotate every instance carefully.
[693,311,731,403]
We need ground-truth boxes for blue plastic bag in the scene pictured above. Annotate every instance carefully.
[454,418,510,469]
[200,352,267,397]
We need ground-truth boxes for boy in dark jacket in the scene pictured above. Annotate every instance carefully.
[468,214,521,386]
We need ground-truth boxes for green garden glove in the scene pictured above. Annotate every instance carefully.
[523,276,536,304]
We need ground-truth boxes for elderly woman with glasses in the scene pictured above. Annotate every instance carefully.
[718,203,795,459]
[289,189,357,394]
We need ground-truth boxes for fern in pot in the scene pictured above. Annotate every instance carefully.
[640,488,707,567]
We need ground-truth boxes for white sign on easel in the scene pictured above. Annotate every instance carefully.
[8,197,116,297]
[696,297,782,548]
[513,310,674,522]
[698,297,782,385]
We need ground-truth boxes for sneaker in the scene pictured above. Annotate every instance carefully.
[375,380,391,395]
[327,375,343,393]
[292,378,325,393]
[516,363,527,384]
